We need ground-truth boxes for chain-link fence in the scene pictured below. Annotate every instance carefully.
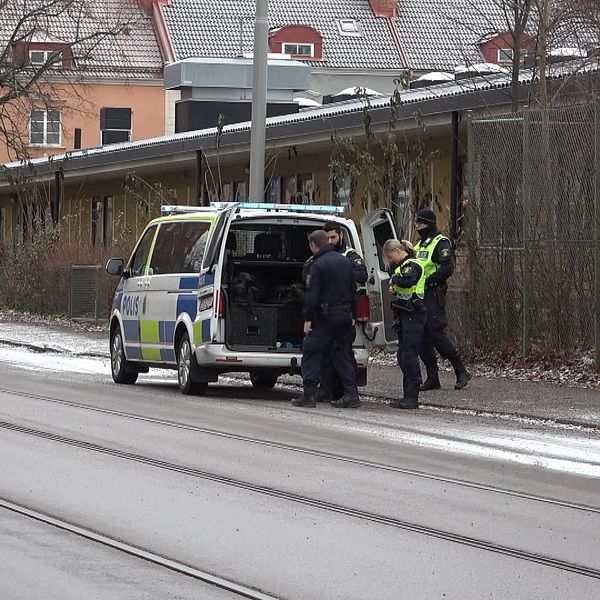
[467,103,600,364]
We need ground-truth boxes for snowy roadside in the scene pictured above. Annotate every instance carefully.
[1,309,599,391]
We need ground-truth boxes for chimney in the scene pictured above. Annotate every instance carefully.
[369,0,398,18]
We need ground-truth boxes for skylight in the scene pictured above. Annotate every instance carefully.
[337,19,361,36]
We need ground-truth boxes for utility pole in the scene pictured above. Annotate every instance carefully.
[248,0,269,202]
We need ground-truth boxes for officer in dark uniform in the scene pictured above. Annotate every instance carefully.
[383,239,427,409]
[301,221,367,402]
[292,230,360,408]
[413,208,471,391]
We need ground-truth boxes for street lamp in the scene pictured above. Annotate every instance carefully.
[248,0,269,202]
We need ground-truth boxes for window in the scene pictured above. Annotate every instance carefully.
[283,43,313,57]
[149,221,211,275]
[337,19,361,36]
[332,174,352,207]
[497,48,514,63]
[100,107,132,145]
[0,207,5,244]
[92,196,113,245]
[284,173,313,204]
[30,109,61,145]
[129,225,157,277]
[29,49,62,67]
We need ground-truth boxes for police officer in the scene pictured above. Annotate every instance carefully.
[301,221,367,402]
[414,208,471,391]
[292,230,360,408]
[383,239,427,409]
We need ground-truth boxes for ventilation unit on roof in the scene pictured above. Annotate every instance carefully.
[454,63,510,80]
[410,72,454,89]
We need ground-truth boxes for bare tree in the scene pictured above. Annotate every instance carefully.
[0,0,151,161]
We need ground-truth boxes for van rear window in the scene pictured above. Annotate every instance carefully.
[228,223,353,263]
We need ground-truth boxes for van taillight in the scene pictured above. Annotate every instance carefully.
[355,294,370,322]
[215,289,225,317]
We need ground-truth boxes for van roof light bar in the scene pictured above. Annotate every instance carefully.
[210,201,346,215]
[161,205,216,215]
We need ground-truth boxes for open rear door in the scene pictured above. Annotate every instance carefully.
[360,208,399,347]
[197,204,239,344]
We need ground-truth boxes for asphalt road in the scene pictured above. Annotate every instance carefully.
[0,354,599,599]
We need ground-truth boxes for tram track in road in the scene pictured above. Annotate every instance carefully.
[2,417,600,580]
[0,497,280,600]
[1,386,599,516]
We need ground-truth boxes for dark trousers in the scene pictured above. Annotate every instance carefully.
[319,327,357,399]
[396,309,427,399]
[302,312,358,398]
[419,289,461,377]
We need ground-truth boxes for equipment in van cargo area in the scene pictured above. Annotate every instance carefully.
[224,222,314,350]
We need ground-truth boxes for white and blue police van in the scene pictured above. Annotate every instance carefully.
[106,202,399,394]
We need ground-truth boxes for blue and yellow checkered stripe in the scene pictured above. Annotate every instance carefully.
[123,281,211,362]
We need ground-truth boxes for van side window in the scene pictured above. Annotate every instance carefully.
[150,221,211,274]
[129,225,157,277]
[372,219,394,271]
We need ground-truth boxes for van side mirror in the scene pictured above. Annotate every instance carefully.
[106,258,124,277]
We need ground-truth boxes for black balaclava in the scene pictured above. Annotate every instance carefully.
[415,208,437,240]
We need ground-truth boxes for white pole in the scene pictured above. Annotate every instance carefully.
[249,0,269,202]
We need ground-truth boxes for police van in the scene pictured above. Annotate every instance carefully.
[105,202,398,394]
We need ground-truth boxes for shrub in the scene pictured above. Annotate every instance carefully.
[0,224,136,318]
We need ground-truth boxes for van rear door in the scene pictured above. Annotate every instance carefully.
[360,208,399,346]
[196,205,238,347]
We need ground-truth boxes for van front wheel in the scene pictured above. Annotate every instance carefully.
[110,329,138,385]
[177,332,208,395]
[249,370,279,389]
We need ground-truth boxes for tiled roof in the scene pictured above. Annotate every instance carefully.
[0,0,163,79]
[395,0,507,71]
[161,0,407,70]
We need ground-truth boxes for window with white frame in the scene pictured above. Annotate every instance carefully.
[29,49,62,67]
[29,109,61,145]
[283,43,313,57]
[497,48,514,63]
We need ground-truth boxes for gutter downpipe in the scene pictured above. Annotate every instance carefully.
[450,110,460,244]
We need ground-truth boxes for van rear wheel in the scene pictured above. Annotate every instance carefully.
[177,332,208,395]
[249,370,279,389]
[110,328,138,385]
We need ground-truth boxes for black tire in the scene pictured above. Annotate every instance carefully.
[177,332,208,395]
[110,328,138,385]
[249,370,279,389]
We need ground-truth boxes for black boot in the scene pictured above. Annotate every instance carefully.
[389,397,419,409]
[331,392,361,408]
[316,387,333,403]
[292,386,317,407]
[454,371,472,390]
[450,357,472,390]
[420,375,441,391]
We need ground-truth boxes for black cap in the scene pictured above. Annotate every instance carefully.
[416,208,437,225]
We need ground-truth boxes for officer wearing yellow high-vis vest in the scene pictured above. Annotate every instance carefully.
[383,239,427,409]
[414,208,471,391]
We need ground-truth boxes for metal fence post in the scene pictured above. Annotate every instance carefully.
[595,103,600,370]
[522,109,531,360]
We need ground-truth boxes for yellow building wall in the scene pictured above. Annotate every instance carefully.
[0,128,456,248]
